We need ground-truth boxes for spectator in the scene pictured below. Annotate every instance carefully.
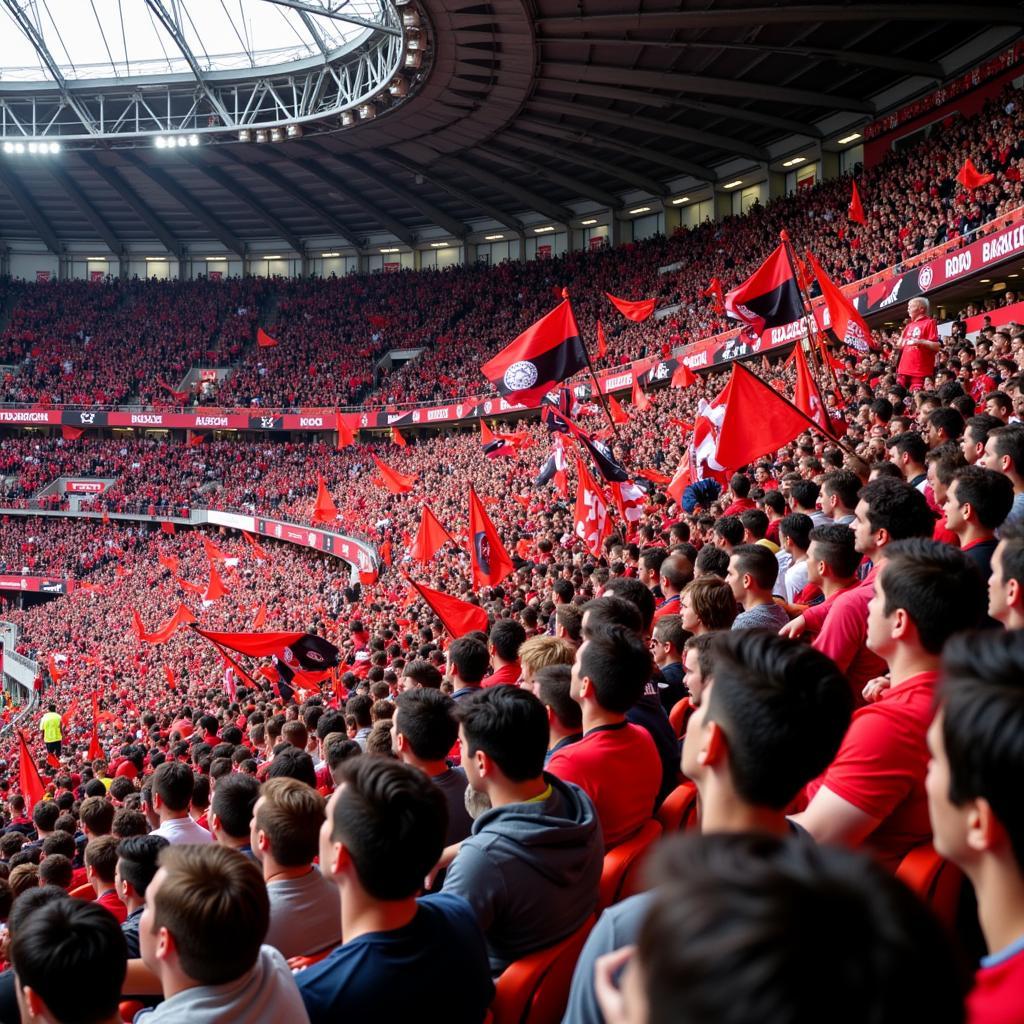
[208,773,260,858]
[482,620,525,688]
[446,635,491,702]
[989,519,1024,629]
[148,762,212,845]
[943,466,1014,579]
[981,425,1024,526]
[649,614,687,713]
[726,545,790,631]
[651,554,691,625]
[115,834,169,957]
[85,836,127,923]
[536,665,584,765]
[679,577,737,634]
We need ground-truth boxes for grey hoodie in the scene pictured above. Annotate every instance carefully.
[442,773,604,973]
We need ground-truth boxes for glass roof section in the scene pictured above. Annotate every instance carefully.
[0,0,388,83]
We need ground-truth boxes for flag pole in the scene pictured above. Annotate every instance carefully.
[569,296,620,438]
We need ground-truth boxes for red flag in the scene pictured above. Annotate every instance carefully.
[61,697,79,730]
[636,467,672,485]
[46,752,61,770]
[243,531,270,560]
[359,569,379,587]
[607,394,630,425]
[176,576,206,596]
[724,244,804,335]
[252,603,267,629]
[392,427,408,448]
[131,603,196,644]
[61,425,85,441]
[157,553,180,574]
[47,654,65,683]
[480,299,587,406]
[407,578,489,638]
[336,412,354,449]
[257,327,279,348]
[596,319,608,357]
[17,731,45,811]
[204,563,228,603]
[806,250,874,353]
[371,455,416,494]
[631,376,652,412]
[380,538,393,567]
[202,536,228,562]
[702,277,725,314]
[605,293,656,322]
[188,433,207,448]
[469,486,514,588]
[88,728,104,762]
[367,314,390,330]
[164,664,176,691]
[671,362,696,388]
[409,506,455,562]
[715,363,821,469]
[793,343,833,436]
[160,521,176,535]
[848,181,866,224]
[956,158,994,191]
[101,510,110,525]
[192,628,305,658]
[574,456,612,558]
[312,474,338,524]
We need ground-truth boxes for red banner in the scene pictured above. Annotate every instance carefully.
[35,271,50,283]
[65,480,105,493]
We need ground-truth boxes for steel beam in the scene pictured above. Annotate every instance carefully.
[0,163,61,255]
[46,164,125,260]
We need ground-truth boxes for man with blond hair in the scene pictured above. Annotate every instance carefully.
[518,635,575,694]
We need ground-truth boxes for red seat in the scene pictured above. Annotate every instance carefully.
[491,915,595,1024]
[895,844,964,931]
[668,697,693,739]
[70,883,94,901]
[119,1000,144,1023]
[598,818,663,910]
[656,782,699,832]
[289,943,339,971]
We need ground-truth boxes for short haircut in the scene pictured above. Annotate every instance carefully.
[652,614,688,654]
[281,720,308,749]
[84,835,120,885]
[694,544,730,578]
[778,512,812,551]
[789,480,820,510]
[704,631,852,808]
[79,796,115,836]
[730,544,779,592]
[11,899,127,1023]
[729,472,751,498]
[859,478,935,540]
[820,469,860,510]
[346,694,373,728]
[582,594,643,637]
[659,554,692,593]
[578,624,654,713]
[32,801,59,832]
[40,832,75,860]
[682,577,737,630]
[927,406,964,440]
[153,844,268,986]
[600,576,657,632]
[518,636,574,678]
[881,540,986,653]
[266,747,317,789]
[402,660,443,689]
[116,835,169,899]
[394,688,458,762]
[639,545,669,576]
[738,509,768,540]
[940,631,1024,872]
[712,515,744,546]
[330,757,446,900]
[255,777,324,867]
[326,736,362,770]
[950,465,1014,530]
[151,761,195,813]
[447,636,490,684]
[38,854,73,889]
[988,425,1024,475]
[455,685,548,782]
[869,397,893,423]
[489,618,526,662]
[536,665,582,731]
[964,413,1003,447]
[554,603,583,643]
[683,631,718,678]
[638,833,963,1024]
[808,524,861,579]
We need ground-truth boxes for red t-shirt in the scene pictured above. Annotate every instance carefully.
[722,498,755,517]
[967,941,1024,1024]
[170,719,194,739]
[896,316,939,378]
[806,671,938,873]
[547,721,661,849]
[95,888,128,923]
[481,662,521,688]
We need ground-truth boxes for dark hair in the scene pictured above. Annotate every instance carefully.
[38,854,73,889]
[789,480,820,511]
[941,631,1024,872]
[582,594,643,636]
[447,636,490,684]
[880,540,986,653]
[638,833,964,1024]
[729,544,779,592]
[659,554,692,593]
[402,660,443,689]
[489,619,526,663]
[552,579,575,603]
[694,544,730,578]
[84,836,120,885]
[11,899,127,1022]
[330,757,446,900]
[79,796,115,836]
[40,832,75,860]
[986,390,1013,415]
[577,624,653,713]
[704,631,852,807]
[152,761,195,813]
[316,710,348,741]
[346,694,373,729]
[210,773,261,840]
[778,512,812,551]
[738,509,768,540]
[820,469,860,510]
[927,406,964,440]
[536,665,582,731]
[639,546,669,576]
[600,576,657,632]
[713,515,744,546]
[326,736,362,770]
[32,801,60,832]
[988,425,1024,475]
[808,524,861,579]
[858,478,934,541]
[116,835,169,899]
[950,466,1014,530]
[729,472,751,498]
[869,397,893,423]
[964,413,1004,449]
[394,688,458,762]
[455,686,548,782]
[266,747,317,789]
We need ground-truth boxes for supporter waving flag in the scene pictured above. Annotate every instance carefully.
[702,277,725,314]
[956,157,994,190]
[724,243,804,335]
[371,455,417,494]
[481,299,587,406]
[312,473,338,524]
[848,181,866,224]
[17,731,45,811]
[469,486,514,588]
[256,327,279,348]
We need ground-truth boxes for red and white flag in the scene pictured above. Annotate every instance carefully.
[574,456,611,558]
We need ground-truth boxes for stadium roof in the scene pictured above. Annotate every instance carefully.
[0,0,1022,255]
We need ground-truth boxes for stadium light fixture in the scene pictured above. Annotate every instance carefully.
[670,196,689,205]
[782,156,806,167]
[321,251,341,257]
[380,247,401,253]
[980,279,991,284]
[145,257,167,262]
[340,111,356,126]
[286,125,304,139]
[264,256,282,260]
[270,128,284,143]
[628,206,651,215]
[255,130,269,143]
[580,218,598,225]
[404,51,423,69]
[484,234,504,241]
[534,225,555,233]
[358,103,377,121]
[205,256,227,261]
[722,179,743,189]
[430,242,449,248]
[238,129,252,143]
[188,135,199,147]
[837,133,862,145]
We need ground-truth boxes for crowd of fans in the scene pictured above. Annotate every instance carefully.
[0,77,1022,1024]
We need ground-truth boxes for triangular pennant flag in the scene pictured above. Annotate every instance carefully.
[336,411,355,449]
[312,474,339,524]
[469,486,514,588]
[157,553,180,575]
[203,536,228,562]
[792,343,834,436]
[204,562,228,603]
[956,157,994,191]
[17,731,45,811]
[61,425,85,441]
[164,664,176,691]
[702,277,725,315]
[257,327,279,348]
[131,603,196,645]
[605,292,656,322]
[409,506,455,563]
[631,376,652,412]
[607,394,630,425]
[806,250,874,353]
[574,456,612,558]
[407,578,489,638]
[671,362,696,388]
[371,455,417,495]
[596,319,609,357]
[848,181,866,224]
[242,531,270,560]
[252,603,267,630]
[391,427,408,448]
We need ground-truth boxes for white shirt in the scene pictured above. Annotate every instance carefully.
[150,815,214,845]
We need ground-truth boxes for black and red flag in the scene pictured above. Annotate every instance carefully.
[724,244,804,336]
[481,299,587,407]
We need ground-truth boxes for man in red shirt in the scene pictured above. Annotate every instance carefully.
[547,624,661,849]
[481,620,525,688]
[793,539,985,872]
[721,473,756,517]
[896,297,941,391]
[85,835,128,923]
[926,631,1024,1024]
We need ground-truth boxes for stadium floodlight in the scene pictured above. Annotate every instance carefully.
[14,143,25,154]
[238,129,252,143]
[402,8,421,27]
[255,130,269,143]
[404,51,422,69]
[2,142,12,154]
[286,125,303,139]
[388,78,408,98]
[340,111,356,126]
[358,103,377,120]
[270,128,284,142]
[155,137,167,149]
[48,141,60,153]
[188,135,199,147]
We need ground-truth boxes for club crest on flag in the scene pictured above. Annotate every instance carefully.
[504,361,539,392]
[474,531,492,576]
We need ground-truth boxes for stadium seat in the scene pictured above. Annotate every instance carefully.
[288,943,339,971]
[70,883,95,901]
[490,915,595,1024]
[598,818,663,910]
[656,781,699,832]
[895,845,964,931]
[668,697,694,738]
[119,1000,144,1022]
